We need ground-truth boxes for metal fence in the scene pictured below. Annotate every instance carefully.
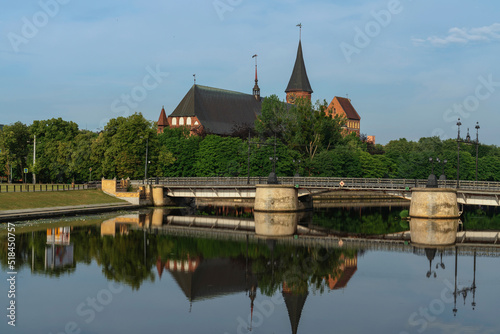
[0,182,101,193]
[134,177,500,192]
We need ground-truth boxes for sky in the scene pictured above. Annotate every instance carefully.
[1,0,500,145]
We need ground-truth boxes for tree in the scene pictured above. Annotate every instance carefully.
[92,113,157,180]
[255,94,289,139]
[29,118,80,183]
[194,135,243,176]
[157,127,202,177]
[1,122,30,182]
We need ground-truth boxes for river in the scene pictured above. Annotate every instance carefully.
[0,203,499,334]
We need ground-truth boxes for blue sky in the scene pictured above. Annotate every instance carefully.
[1,0,500,145]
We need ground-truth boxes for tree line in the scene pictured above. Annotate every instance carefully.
[1,96,499,183]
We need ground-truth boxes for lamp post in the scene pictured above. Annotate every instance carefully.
[293,159,301,177]
[456,118,471,188]
[32,135,36,184]
[267,136,278,184]
[27,135,37,184]
[247,131,251,185]
[437,158,447,181]
[426,157,438,188]
[475,122,480,182]
[141,135,149,184]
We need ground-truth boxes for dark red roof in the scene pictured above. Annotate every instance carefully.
[158,106,168,126]
[335,96,360,121]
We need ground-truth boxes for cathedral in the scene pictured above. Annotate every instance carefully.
[157,35,362,138]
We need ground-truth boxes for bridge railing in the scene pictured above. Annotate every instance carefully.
[141,177,500,192]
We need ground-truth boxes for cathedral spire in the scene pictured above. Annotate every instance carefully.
[285,26,313,104]
[252,54,260,100]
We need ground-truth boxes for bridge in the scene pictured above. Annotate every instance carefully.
[137,177,500,207]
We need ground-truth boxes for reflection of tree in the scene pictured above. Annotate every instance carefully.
[252,244,355,296]
[1,224,356,293]
[462,208,500,230]
[313,207,408,235]
[99,233,156,290]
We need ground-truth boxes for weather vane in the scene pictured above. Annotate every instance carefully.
[296,23,302,40]
[193,74,196,84]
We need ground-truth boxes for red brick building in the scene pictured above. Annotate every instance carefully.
[327,96,361,136]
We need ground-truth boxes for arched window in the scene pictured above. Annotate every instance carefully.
[179,118,184,126]
[186,117,192,125]
[172,118,177,126]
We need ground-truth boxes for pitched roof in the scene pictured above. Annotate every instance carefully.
[169,85,261,135]
[283,291,308,334]
[285,40,313,94]
[333,96,360,121]
[166,258,258,302]
[158,106,168,126]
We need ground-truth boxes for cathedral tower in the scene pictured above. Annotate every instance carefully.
[285,26,313,104]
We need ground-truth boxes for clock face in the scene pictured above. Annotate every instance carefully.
[288,93,296,103]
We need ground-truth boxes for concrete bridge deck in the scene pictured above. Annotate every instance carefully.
[135,177,500,207]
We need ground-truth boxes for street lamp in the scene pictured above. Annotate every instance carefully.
[475,122,480,182]
[140,135,149,184]
[27,135,36,184]
[426,157,438,188]
[456,119,472,188]
[267,136,278,184]
[293,159,301,177]
[436,158,447,181]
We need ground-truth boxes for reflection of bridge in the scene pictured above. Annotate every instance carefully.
[147,177,500,206]
[101,210,500,254]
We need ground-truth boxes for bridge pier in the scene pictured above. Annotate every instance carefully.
[254,185,300,236]
[152,187,165,206]
[409,188,460,246]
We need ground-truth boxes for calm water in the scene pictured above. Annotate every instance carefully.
[1,206,499,334]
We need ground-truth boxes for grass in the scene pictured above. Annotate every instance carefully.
[0,190,126,211]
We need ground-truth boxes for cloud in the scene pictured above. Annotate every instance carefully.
[413,23,500,46]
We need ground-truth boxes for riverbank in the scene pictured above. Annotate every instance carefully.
[0,202,141,223]
[0,190,125,211]
[0,190,140,222]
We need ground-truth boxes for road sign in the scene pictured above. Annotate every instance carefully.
[24,168,28,173]
[89,167,92,171]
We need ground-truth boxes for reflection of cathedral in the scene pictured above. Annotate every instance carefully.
[282,283,308,334]
[325,254,358,290]
[158,256,258,303]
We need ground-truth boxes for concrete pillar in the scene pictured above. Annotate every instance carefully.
[152,187,165,207]
[254,212,298,236]
[409,188,460,246]
[410,217,459,246]
[410,188,459,219]
[151,208,165,226]
[254,184,299,236]
[254,185,298,212]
